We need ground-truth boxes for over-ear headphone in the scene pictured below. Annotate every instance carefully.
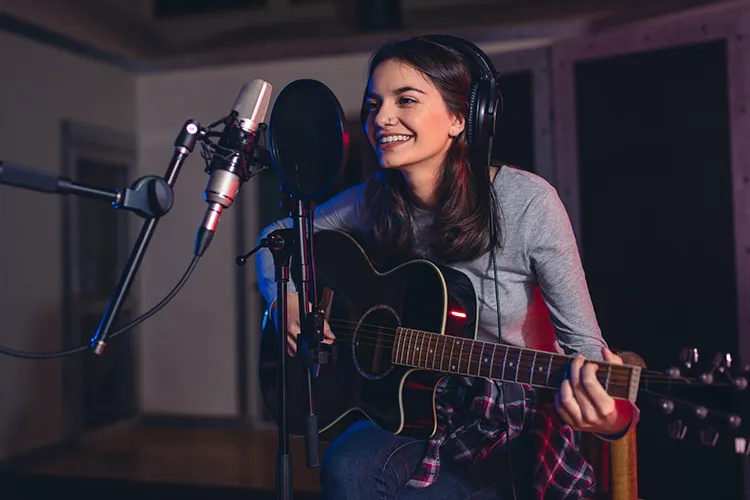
[421,34,503,167]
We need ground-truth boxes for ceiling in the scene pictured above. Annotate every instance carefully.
[0,0,741,71]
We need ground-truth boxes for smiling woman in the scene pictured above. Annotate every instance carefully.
[256,34,636,500]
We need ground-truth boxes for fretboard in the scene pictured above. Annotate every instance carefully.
[391,328,641,402]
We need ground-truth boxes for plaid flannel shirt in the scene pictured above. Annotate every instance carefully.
[405,377,597,499]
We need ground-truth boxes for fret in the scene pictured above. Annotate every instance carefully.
[465,340,473,375]
[514,349,522,382]
[431,335,438,369]
[531,351,551,386]
[448,338,458,373]
[431,334,438,370]
[391,328,401,364]
[440,335,448,371]
[499,346,509,380]
[547,355,567,388]
[411,330,418,366]
[431,335,438,370]
[465,339,472,375]
[401,330,407,365]
[408,330,419,366]
[398,330,406,365]
[545,354,553,388]
[400,329,408,365]
[518,349,537,384]
[477,342,485,378]
[413,331,420,366]
[605,364,612,392]
[489,344,497,379]
[457,339,466,374]
[409,330,419,366]
[412,331,419,367]
[416,331,424,368]
[466,339,479,375]
[420,333,429,369]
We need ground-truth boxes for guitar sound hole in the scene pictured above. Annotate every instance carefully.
[353,305,399,380]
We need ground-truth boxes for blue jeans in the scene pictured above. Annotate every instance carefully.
[320,420,528,500]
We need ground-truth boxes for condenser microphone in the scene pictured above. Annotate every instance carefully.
[195,78,273,256]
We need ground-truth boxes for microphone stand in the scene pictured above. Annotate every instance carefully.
[0,120,201,355]
[241,193,329,500]
[292,194,329,472]
[86,119,201,354]
[258,226,296,500]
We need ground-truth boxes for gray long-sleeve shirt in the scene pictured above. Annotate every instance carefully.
[256,165,607,361]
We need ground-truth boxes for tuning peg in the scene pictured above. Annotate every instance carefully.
[680,347,699,369]
[732,362,750,390]
[728,414,743,429]
[668,420,688,440]
[700,427,720,447]
[735,437,750,455]
[723,353,733,371]
[694,406,708,421]
[698,352,730,385]
[660,399,675,415]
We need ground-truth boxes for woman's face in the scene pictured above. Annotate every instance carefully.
[363,59,464,175]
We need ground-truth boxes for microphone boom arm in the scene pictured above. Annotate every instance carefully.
[88,119,201,355]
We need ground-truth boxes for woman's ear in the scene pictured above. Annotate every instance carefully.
[449,114,466,138]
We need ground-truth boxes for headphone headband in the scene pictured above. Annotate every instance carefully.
[421,34,502,167]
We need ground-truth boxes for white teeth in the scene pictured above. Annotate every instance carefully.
[378,135,412,144]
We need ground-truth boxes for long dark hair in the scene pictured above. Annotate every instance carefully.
[361,36,502,265]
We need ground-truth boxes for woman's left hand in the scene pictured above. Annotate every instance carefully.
[555,347,636,435]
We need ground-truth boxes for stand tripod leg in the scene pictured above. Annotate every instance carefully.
[267,228,296,500]
[277,279,293,500]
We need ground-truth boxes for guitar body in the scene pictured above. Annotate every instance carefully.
[258,229,478,440]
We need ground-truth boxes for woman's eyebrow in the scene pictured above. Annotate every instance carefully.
[365,86,426,99]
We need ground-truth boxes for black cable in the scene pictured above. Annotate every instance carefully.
[0,255,200,359]
[489,180,519,500]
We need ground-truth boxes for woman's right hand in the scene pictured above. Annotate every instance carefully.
[273,292,335,356]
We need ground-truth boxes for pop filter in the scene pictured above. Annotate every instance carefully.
[268,79,348,200]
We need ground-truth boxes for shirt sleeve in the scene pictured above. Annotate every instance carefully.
[525,186,608,361]
[255,183,368,309]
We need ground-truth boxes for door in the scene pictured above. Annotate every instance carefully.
[62,122,138,436]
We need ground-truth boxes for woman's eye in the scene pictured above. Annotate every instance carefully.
[399,97,417,105]
[365,101,380,110]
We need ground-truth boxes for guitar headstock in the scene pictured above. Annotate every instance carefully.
[649,347,749,453]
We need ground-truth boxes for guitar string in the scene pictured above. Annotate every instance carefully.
[316,325,721,387]
[321,318,718,386]
[286,328,743,413]
[288,334,742,415]
[289,318,742,414]
[285,309,728,387]
[290,321,730,389]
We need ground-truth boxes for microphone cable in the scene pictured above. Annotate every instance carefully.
[0,98,270,361]
[0,254,200,359]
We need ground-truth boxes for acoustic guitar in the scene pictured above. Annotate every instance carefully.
[258,229,642,440]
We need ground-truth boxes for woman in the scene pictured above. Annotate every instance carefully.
[256,35,637,499]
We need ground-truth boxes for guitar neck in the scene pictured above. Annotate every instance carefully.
[392,328,641,402]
